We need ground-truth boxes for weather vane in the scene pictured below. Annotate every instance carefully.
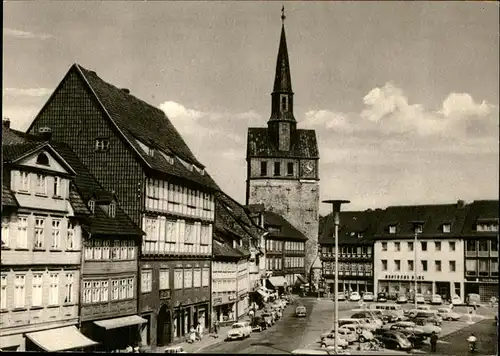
[281,5,286,24]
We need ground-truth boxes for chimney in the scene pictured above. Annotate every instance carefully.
[3,118,11,129]
[121,88,130,94]
[38,127,52,141]
[457,199,466,209]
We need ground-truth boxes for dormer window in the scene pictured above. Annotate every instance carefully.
[357,232,363,239]
[36,152,49,166]
[442,224,451,233]
[389,225,397,234]
[109,202,116,218]
[88,199,95,213]
[159,151,175,165]
[415,225,423,233]
[95,138,110,152]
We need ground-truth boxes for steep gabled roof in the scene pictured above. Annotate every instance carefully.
[319,210,383,245]
[374,202,469,239]
[462,200,499,236]
[1,126,42,146]
[2,182,18,207]
[212,237,242,259]
[247,128,319,159]
[264,211,307,241]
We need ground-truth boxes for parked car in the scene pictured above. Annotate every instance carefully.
[431,294,443,305]
[412,318,442,335]
[417,305,432,311]
[382,321,426,343]
[377,292,387,302]
[415,294,426,304]
[349,292,361,302]
[410,310,443,325]
[437,307,461,321]
[362,292,374,302]
[336,292,346,301]
[340,324,375,343]
[164,346,187,353]
[251,316,268,332]
[227,321,252,340]
[451,294,463,306]
[320,333,349,349]
[396,295,408,304]
[376,331,413,351]
[265,308,278,321]
[350,312,384,328]
[466,293,481,308]
[296,305,307,317]
[260,312,274,327]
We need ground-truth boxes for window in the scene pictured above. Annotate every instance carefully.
[184,269,193,289]
[274,162,281,176]
[95,138,110,152]
[14,274,25,308]
[19,171,30,192]
[407,242,414,252]
[1,275,7,309]
[112,280,119,300]
[1,220,9,248]
[394,242,400,252]
[126,278,134,298]
[120,240,127,259]
[88,199,95,213]
[101,281,109,302]
[92,281,101,303]
[36,174,47,195]
[174,269,183,289]
[185,223,194,244]
[443,224,451,233]
[49,273,59,305]
[389,225,396,234]
[491,260,498,276]
[479,240,488,252]
[67,221,75,250]
[83,282,92,303]
[260,161,267,176]
[160,269,169,290]
[202,267,209,287]
[109,203,116,218]
[34,217,45,249]
[466,240,477,252]
[194,269,201,288]
[421,260,428,272]
[102,240,110,259]
[64,273,74,303]
[287,162,294,176]
[449,241,456,252]
[435,241,441,252]
[381,260,387,271]
[408,260,414,272]
[53,177,61,197]
[94,240,102,260]
[141,270,152,293]
[32,273,43,307]
[421,241,427,251]
[36,153,49,165]
[394,260,401,271]
[127,240,135,259]
[51,219,61,249]
[466,259,477,275]
[491,239,498,252]
[449,261,456,272]
[381,242,387,251]
[119,279,127,299]
[435,260,442,272]
[479,259,488,276]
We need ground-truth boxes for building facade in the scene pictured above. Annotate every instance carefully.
[373,202,469,301]
[27,64,218,349]
[1,124,95,352]
[246,15,320,279]
[319,210,381,295]
[462,200,498,302]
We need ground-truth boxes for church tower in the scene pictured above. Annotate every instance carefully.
[246,9,320,280]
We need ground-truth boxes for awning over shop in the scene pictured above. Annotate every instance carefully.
[269,276,287,287]
[26,326,98,352]
[94,315,147,330]
[295,275,307,285]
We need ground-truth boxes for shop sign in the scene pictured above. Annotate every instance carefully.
[465,277,497,283]
[384,274,424,281]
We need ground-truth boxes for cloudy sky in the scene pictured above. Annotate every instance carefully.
[3,2,499,215]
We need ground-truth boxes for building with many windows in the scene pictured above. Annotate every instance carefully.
[462,200,498,302]
[373,202,469,301]
[319,210,382,295]
[27,64,219,349]
[1,122,96,352]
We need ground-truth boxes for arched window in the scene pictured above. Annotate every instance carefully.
[36,153,49,166]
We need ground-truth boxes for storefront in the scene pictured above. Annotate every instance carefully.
[237,293,249,318]
[268,276,287,295]
[23,326,98,352]
[172,302,209,341]
[465,277,498,302]
[378,273,460,300]
[212,295,237,325]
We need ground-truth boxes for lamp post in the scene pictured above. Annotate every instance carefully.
[323,199,350,354]
[410,220,424,310]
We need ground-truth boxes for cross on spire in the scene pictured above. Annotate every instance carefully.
[281,5,286,24]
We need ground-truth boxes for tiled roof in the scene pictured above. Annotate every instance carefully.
[2,182,18,207]
[374,202,469,239]
[247,128,319,159]
[462,200,499,236]
[264,211,307,241]
[212,237,242,259]
[68,186,90,216]
[74,65,219,191]
[319,210,383,245]
[1,127,42,146]
[245,204,265,214]
[2,142,48,162]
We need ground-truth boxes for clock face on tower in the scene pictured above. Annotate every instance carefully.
[300,160,316,178]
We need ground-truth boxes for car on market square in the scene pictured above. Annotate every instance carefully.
[349,292,361,302]
[412,318,442,335]
[320,333,349,349]
[350,311,384,328]
[259,311,274,327]
[335,292,346,301]
[295,305,307,317]
[376,292,387,302]
[436,307,461,321]
[431,294,443,305]
[451,294,463,306]
[226,321,252,340]
[163,346,187,353]
[375,330,413,351]
[340,324,375,343]
[396,294,408,304]
[415,293,426,304]
[250,316,268,332]
[362,292,374,301]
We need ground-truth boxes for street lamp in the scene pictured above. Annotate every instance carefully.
[410,220,424,310]
[323,199,350,354]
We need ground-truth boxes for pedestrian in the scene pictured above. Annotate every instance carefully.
[189,326,196,343]
[196,322,203,341]
[213,319,219,338]
[430,331,438,352]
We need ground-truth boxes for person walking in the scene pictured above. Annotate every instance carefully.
[196,322,203,341]
[213,319,220,338]
[430,331,438,352]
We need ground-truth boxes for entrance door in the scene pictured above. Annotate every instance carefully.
[157,305,172,346]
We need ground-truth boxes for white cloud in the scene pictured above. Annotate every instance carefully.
[2,106,40,130]
[3,28,53,40]
[440,93,493,118]
[159,100,203,119]
[302,109,354,133]
[3,88,53,97]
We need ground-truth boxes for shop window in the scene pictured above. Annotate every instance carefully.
[466,259,477,276]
